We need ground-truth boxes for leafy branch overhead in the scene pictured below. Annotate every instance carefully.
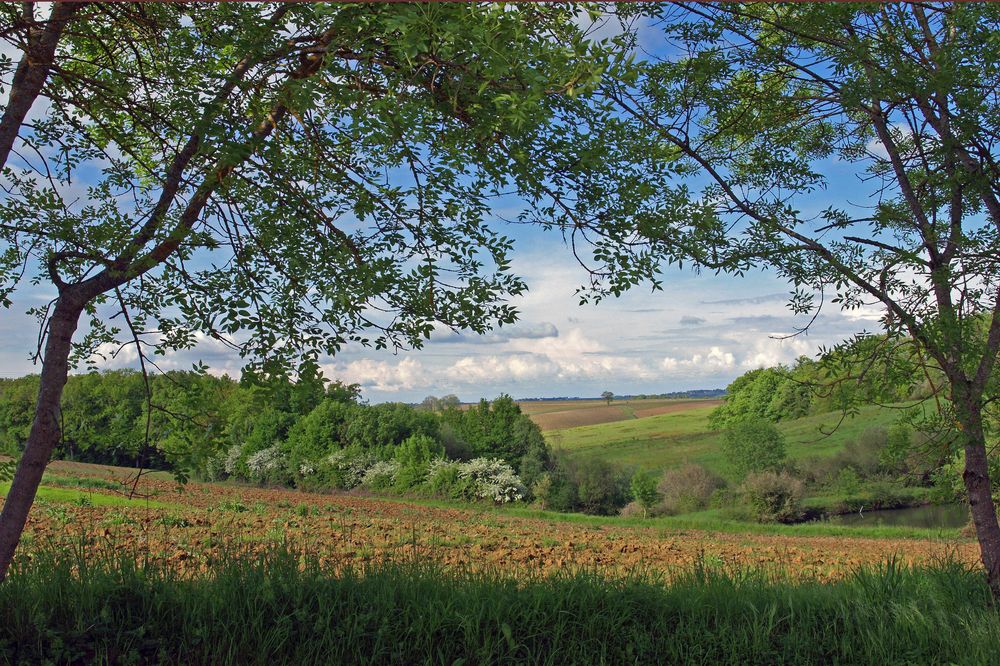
[0,2,612,374]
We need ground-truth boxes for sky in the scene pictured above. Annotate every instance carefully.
[0,6,890,404]
[0,224,884,403]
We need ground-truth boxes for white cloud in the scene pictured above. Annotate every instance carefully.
[327,357,427,393]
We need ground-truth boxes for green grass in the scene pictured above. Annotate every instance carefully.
[370,492,965,541]
[546,403,915,478]
[0,482,171,509]
[1,546,997,664]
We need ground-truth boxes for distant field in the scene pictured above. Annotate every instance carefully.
[546,402,915,479]
[520,398,723,431]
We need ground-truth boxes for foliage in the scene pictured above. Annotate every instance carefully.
[393,434,444,489]
[629,471,660,517]
[456,458,526,504]
[657,464,724,515]
[709,354,920,429]
[740,471,806,524]
[0,372,546,506]
[563,456,631,516]
[722,418,787,478]
[439,395,546,464]
[360,460,401,491]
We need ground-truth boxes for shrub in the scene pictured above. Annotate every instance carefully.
[457,458,525,503]
[657,464,725,515]
[222,445,244,477]
[795,455,841,485]
[572,458,631,516]
[536,472,579,513]
[518,442,550,495]
[630,471,661,518]
[619,501,646,518]
[722,418,786,477]
[847,427,887,475]
[426,459,465,497]
[834,467,862,495]
[245,445,288,485]
[393,434,444,489]
[360,460,400,490]
[326,449,377,489]
[739,471,805,523]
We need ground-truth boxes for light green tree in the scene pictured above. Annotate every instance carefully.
[629,470,660,518]
[553,3,1000,596]
[0,2,616,581]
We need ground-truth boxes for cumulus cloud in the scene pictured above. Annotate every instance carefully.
[327,357,427,392]
[679,315,706,326]
[661,346,736,374]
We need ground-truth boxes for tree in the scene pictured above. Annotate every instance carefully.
[551,4,1000,595]
[0,3,614,580]
[601,390,614,405]
[629,470,660,518]
[722,418,787,478]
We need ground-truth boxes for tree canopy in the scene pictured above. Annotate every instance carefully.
[0,2,626,581]
[563,3,1000,594]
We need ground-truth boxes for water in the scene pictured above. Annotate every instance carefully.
[821,503,969,529]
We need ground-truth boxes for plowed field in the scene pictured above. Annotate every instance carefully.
[5,460,976,581]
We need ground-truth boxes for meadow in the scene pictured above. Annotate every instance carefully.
[541,399,907,479]
[518,398,723,431]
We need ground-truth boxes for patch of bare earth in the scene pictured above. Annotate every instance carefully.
[7,462,976,582]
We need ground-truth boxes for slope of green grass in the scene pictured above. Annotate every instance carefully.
[0,482,171,508]
[546,403,915,479]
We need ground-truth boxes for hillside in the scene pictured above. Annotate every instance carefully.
[545,401,914,481]
[519,398,724,431]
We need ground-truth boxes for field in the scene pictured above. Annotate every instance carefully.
[519,398,723,431]
[3,459,976,583]
[3,444,995,663]
[545,401,911,479]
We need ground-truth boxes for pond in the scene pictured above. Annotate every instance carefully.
[820,503,969,529]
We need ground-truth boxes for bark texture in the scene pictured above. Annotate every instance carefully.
[0,3,79,168]
[0,295,83,581]
[959,409,1000,598]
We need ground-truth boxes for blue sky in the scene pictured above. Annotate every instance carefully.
[0,7,889,403]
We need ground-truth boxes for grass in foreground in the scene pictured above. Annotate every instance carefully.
[1,546,996,665]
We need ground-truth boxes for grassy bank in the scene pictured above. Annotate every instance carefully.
[0,481,173,509]
[376,494,966,541]
[1,547,997,665]
[546,403,913,477]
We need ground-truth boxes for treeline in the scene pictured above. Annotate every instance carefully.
[0,371,634,514]
[708,339,932,429]
[657,339,959,524]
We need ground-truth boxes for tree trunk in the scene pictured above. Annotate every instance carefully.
[956,399,1000,599]
[0,2,80,169]
[0,295,84,581]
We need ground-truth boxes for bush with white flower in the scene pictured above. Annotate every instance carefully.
[327,449,376,489]
[223,444,244,476]
[245,445,285,483]
[457,458,526,504]
[361,460,400,490]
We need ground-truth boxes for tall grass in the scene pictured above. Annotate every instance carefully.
[1,545,998,664]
